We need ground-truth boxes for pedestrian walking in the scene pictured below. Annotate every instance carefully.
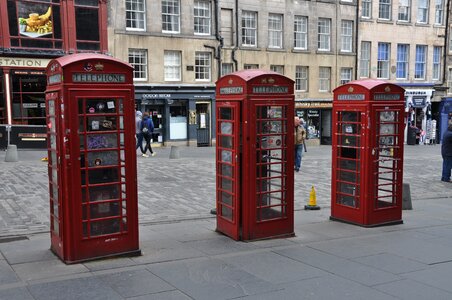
[135,110,144,153]
[140,112,155,157]
[294,117,306,172]
[441,122,452,182]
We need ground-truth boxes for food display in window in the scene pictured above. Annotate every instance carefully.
[19,6,53,37]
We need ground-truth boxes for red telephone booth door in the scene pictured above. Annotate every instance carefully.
[67,89,139,260]
[216,101,241,240]
[368,106,403,224]
[246,101,294,240]
[331,108,366,225]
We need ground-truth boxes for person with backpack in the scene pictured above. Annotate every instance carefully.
[140,112,155,157]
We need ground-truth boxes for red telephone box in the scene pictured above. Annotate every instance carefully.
[331,79,405,227]
[215,70,295,241]
[45,53,140,263]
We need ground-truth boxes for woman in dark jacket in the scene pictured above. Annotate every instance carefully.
[441,123,452,182]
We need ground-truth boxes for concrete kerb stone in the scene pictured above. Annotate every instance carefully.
[4,144,18,162]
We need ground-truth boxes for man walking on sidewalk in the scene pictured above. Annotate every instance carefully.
[441,122,452,182]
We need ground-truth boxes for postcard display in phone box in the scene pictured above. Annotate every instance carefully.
[331,79,405,227]
[45,53,140,263]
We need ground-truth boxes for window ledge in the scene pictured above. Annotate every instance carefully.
[396,21,412,26]
[266,48,286,52]
[239,47,261,51]
[377,19,394,25]
[316,50,334,55]
[292,49,310,54]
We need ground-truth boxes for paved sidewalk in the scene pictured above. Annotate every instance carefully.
[0,145,451,299]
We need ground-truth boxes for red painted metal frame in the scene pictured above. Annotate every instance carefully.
[45,53,140,263]
[331,79,405,227]
[215,70,295,241]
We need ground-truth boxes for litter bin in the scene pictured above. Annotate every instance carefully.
[407,126,416,145]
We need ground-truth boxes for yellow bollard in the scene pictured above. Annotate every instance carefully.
[305,186,320,210]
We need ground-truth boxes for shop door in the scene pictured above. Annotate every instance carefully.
[196,112,210,146]
[370,107,403,214]
[333,110,364,224]
[71,90,136,252]
[216,102,241,240]
[248,102,293,239]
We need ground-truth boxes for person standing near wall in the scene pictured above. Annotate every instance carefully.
[135,111,144,154]
[140,112,155,157]
[441,122,452,182]
[294,117,306,173]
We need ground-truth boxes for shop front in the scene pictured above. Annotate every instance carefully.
[403,88,435,144]
[294,100,332,145]
[135,85,216,147]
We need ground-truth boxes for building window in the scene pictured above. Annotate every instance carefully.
[270,65,284,74]
[415,45,427,79]
[195,52,211,81]
[11,72,47,125]
[377,42,390,79]
[319,67,331,92]
[433,46,442,80]
[242,11,257,47]
[221,63,233,75]
[294,16,308,50]
[362,0,372,18]
[295,66,308,91]
[396,44,409,79]
[318,18,331,51]
[194,0,211,35]
[341,20,353,53]
[164,50,181,81]
[74,0,101,51]
[162,0,180,33]
[448,69,452,93]
[398,0,411,22]
[244,64,259,69]
[435,0,444,25]
[8,1,63,50]
[268,13,283,49]
[359,41,371,78]
[379,0,391,20]
[417,0,428,23]
[129,49,147,80]
[126,0,146,30]
[340,68,352,85]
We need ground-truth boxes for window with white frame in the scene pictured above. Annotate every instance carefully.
[377,42,390,79]
[448,68,452,93]
[242,11,257,47]
[318,18,331,51]
[295,66,308,91]
[162,0,180,33]
[435,0,444,25]
[195,52,211,81]
[164,50,181,81]
[359,41,371,78]
[244,64,259,69]
[417,0,428,23]
[319,67,331,92]
[129,49,147,80]
[415,45,427,79]
[126,0,146,30]
[396,44,409,79]
[379,0,391,20]
[340,68,353,85]
[270,65,284,74]
[194,0,211,35]
[268,14,283,48]
[398,0,411,22]
[294,16,308,50]
[362,0,372,18]
[433,46,442,80]
[341,20,353,52]
[221,63,233,75]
